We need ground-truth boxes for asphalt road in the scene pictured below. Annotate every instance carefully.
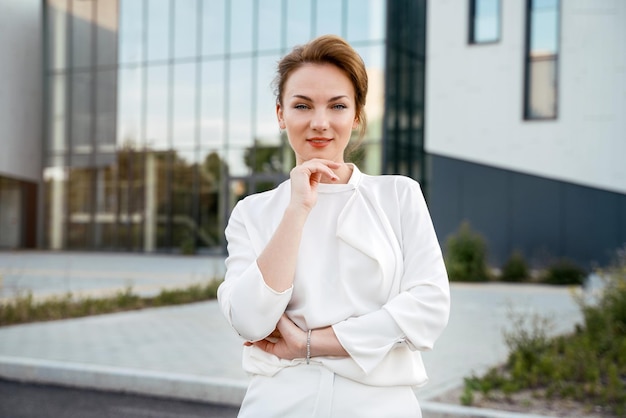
[0,379,240,418]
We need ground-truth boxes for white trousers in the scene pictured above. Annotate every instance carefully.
[238,364,422,418]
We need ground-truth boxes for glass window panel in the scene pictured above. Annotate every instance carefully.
[170,149,196,252]
[530,0,559,53]
[146,0,170,62]
[142,150,162,251]
[198,149,222,249]
[93,161,117,249]
[202,0,225,56]
[67,167,93,248]
[48,74,67,152]
[226,147,250,177]
[43,165,68,249]
[116,148,144,250]
[172,63,198,148]
[174,0,198,59]
[47,0,69,70]
[150,150,171,250]
[258,0,282,51]
[97,161,117,214]
[200,60,225,149]
[286,0,311,47]
[347,0,385,42]
[95,70,117,152]
[470,0,500,44]
[228,58,252,147]
[230,0,253,54]
[70,72,93,151]
[117,67,144,148]
[96,0,118,67]
[145,65,170,150]
[228,177,248,207]
[71,0,94,68]
[525,0,559,119]
[355,44,385,141]
[118,0,144,64]
[526,58,557,118]
[255,55,281,144]
[315,0,343,37]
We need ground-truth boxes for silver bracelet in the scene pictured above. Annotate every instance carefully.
[306,329,312,365]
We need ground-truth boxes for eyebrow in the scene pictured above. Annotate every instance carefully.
[291,94,350,102]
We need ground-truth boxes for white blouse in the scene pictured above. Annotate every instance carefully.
[218,165,450,388]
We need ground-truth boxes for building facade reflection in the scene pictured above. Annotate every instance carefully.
[43,0,402,254]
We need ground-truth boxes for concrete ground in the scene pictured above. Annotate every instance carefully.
[0,251,584,417]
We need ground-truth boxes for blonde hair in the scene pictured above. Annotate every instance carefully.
[274,34,368,141]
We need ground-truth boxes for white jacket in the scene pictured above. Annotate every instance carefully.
[218,165,450,387]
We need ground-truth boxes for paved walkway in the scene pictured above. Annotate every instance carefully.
[0,252,584,417]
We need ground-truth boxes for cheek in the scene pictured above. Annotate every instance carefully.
[337,115,358,132]
[283,112,307,128]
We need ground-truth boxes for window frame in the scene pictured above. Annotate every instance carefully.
[468,0,502,45]
[523,0,561,121]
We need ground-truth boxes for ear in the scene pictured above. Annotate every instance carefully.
[276,103,286,129]
[352,115,359,130]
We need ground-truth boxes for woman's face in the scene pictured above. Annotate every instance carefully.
[277,63,358,165]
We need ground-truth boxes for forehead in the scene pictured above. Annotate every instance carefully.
[284,63,354,98]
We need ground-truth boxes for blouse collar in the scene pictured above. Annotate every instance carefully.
[317,164,361,194]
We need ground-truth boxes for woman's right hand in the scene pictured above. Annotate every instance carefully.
[289,159,341,210]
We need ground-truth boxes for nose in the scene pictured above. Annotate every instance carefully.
[310,109,329,131]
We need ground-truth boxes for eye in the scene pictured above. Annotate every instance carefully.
[332,103,347,110]
[294,104,310,110]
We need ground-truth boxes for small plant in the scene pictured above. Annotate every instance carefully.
[460,378,476,405]
[179,233,196,255]
[461,247,626,416]
[541,259,586,286]
[500,250,529,282]
[0,279,223,326]
[445,221,490,282]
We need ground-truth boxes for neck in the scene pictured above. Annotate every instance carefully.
[321,163,353,184]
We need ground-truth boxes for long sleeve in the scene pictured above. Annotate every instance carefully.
[217,198,293,342]
[332,178,450,375]
[218,168,449,387]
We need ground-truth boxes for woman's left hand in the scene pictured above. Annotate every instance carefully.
[245,314,306,360]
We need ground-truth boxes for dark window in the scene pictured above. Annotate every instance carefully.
[524,0,560,120]
[469,0,500,44]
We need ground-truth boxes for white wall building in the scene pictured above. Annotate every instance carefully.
[0,0,43,248]
[0,0,623,269]
[425,0,626,267]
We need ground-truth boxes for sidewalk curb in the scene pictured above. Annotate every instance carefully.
[0,355,559,418]
[0,355,248,407]
[420,401,556,418]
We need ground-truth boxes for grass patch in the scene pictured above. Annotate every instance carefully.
[0,279,223,327]
[461,247,626,417]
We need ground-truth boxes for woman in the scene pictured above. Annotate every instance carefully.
[218,34,450,417]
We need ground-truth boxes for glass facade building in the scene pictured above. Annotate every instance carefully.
[42,0,427,254]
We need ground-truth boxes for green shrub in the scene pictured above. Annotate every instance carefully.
[179,233,196,255]
[461,247,626,415]
[500,250,529,282]
[541,259,586,285]
[445,221,490,282]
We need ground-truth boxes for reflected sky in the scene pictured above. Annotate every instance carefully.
[115,0,387,176]
[530,0,559,53]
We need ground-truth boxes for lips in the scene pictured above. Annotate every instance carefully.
[307,137,333,148]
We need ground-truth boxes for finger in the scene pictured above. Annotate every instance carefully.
[300,163,339,182]
[251,339,273,353]
[269,329,281,338]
